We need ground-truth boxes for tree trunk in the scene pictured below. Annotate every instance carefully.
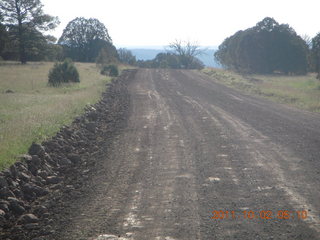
[18,23,27,64]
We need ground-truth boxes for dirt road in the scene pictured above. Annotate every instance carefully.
[49,69,320,240]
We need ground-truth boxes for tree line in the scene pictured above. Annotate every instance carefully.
[0,0,205,70]
[215,17,320,78]
[2,1,320,75]
[0,0,119,64]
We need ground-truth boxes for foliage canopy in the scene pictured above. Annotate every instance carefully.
[215,17,308,75]
[58,17,117,63]
[0,0,59,63]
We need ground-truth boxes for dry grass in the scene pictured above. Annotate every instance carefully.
[202,68,320,112]
[0,61,111,170]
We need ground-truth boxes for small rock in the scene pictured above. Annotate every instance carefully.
[8,197,25,214]
[22,222,40,230]
[20,154,32,162]
[28,143,45,156]
[18,172,31,182]
[67,154,81,164]
[22,183,49,197]
[14,161,28,172]
[45,141,60,151]
[2,169,12,178]
[33,205,48,217]
[94,234,119,240]
[0,209,5,217]
[58,158,72,166]
[12,188,23,199]
[85,122,96,132]
[9,165,17,178]
[6,178,19,188]
[37,170,48,179]
[31,155,41,165]
[0,200,9,213]
[0,176,8,189]
[0,210,5,227]
[18,213,39,224]
[46,176,62,185]
[0,187,16,199]
[87,111,98,121]
[0,205,9,214]
[27,163,38,176]
[50,183,62,190]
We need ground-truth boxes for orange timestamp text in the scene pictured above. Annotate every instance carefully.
[211,210,308,220]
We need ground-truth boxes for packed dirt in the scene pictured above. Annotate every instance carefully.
[1,69,320,240]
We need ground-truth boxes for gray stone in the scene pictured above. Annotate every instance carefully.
[33,205,48,217]
[0,176,8,189]
[20,154,32,162]
[14,161,28,171]
[67,154,81,164]
[18,213,39,224]
[0,187,15,199]
[9,165,17,178]
[85,122,96,132]
[46,176,62,185]
[13,188,23,199]
[0,203,9,213]
[28,143,45,156]
[2,169,11,178]
[0,211,5,227]
[18,172,31,182]
[7,178,19,188]
[8,197,25,214]
[94,234,119,240]
[37,170,48,179]
[87,111,98,121]
[31,155,41,165]
[0,209,5,217]
[58,157,72,166]
[22,183,49,197]
[22,223,40,230]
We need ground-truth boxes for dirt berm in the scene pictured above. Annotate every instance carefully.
[0,69,137,240]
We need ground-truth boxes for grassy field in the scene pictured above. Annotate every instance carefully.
[0,61,112,170]
[202,68,320,112]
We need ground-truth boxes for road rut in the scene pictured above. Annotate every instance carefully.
[49,69,320,240]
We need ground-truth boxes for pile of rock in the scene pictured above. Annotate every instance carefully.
[0,69,137,239]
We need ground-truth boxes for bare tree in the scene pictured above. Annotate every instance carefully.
[166,40,206,69]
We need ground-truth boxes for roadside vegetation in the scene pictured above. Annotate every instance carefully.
[136,40,205,69]
[0,61,111,169]
[208,17,320,112]
[202,68,320,112]
[214,17,320,79]
[0,0,135,170]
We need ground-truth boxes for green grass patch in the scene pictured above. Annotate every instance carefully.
[0,61,112,170]
[201,68,320,112]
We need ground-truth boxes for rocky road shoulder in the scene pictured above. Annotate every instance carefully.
[0,69,136,240]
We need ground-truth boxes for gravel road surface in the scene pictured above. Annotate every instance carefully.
[47,69,320,240]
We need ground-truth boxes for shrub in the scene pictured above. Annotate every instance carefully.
[48,59,80,86]
[100,64,119,77]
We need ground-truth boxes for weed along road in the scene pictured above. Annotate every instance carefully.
[48,69,320,240]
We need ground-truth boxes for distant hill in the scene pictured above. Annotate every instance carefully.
[129,48,221,68]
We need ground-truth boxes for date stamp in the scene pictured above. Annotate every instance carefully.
[211,210,308,220]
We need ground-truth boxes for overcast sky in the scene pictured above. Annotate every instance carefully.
[42,0,320,48]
